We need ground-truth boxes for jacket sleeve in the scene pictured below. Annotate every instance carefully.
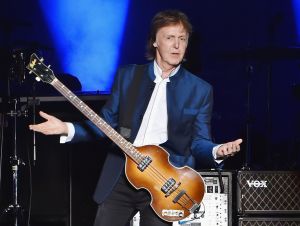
[190,85,219,168]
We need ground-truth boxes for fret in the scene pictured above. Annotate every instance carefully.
[107,129,114,135]
[96,120,103,126]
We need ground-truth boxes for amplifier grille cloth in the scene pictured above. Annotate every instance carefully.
[239,218,300,226]
[238,171,300,213]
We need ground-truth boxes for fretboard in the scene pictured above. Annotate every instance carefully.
[51,78,142,163]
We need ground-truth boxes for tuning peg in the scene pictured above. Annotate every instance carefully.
[48,65,51,68]
[29,71,33,74]
[40,58,44,62]
[35,77,41,82]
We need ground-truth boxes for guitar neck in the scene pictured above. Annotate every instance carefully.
[51,78,142,163]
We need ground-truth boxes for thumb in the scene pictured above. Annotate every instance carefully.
[234,138,243,145]
[39,111,53,120]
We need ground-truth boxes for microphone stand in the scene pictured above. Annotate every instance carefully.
[240,43,254,171]
[242,64,254,170]
[1,98,27,226]
[1,50,28,225]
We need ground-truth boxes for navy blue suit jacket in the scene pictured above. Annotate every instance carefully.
[71,62,218,204]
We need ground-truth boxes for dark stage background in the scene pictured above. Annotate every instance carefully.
[0,0,300,225]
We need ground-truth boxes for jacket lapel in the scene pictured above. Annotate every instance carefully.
[130,63,155,142]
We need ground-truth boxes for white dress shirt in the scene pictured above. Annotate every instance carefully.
[133,60,179,146]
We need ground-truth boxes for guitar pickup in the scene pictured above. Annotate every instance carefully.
[137,156,152,172]
[161,178,176,194]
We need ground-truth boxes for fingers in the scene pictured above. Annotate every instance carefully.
[29,111,67,135]
[28,111,57,134]
[29,121,58,135]
[29,123,47,134]
[29,111,50,132]
[217,138,243,158]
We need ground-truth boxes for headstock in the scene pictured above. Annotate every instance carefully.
[26,53,55,84]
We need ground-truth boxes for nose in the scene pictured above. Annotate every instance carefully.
[174,39,179,49]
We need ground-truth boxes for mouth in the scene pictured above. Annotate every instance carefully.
[171,53,181,57]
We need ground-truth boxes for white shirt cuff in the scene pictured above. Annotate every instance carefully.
[60,122,75,143]
[213,144,223,164]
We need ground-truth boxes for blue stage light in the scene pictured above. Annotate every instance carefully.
[293,0,300,41]
[39,0,129,92]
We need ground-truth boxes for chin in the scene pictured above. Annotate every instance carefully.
[170,60,182,66]
[165,58,178,63]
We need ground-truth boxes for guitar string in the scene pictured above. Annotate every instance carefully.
[122,146,194,208]
[143,166,192,208]
[142,165,193,210]
[131,147,196,207]
[52,79,197,210]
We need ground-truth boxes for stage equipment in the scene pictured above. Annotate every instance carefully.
[238,217,300,226]
[10,50,26,84]
[131,170,233,226]
[0,48,32,226]
[0,98,28,226]
[237,171,300,214]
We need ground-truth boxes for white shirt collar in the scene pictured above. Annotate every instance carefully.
[153,61,181,83]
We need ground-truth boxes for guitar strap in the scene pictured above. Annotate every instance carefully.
[119,64,147,139]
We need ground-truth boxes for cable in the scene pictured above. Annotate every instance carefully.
[26,137,32,226]
[0,113,5,194]
[24,99,33,226]
[217,168,225,194]
[177,202,205,225]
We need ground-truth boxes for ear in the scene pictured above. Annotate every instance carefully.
[153,42,157,47]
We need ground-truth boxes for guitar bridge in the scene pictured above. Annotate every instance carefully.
[172,189,186,203]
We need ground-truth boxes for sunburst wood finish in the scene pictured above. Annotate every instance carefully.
[27,53,206,222]
[126,145,205,221]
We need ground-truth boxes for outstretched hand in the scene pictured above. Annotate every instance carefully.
[216,138,243,159]
[29,111,68,135]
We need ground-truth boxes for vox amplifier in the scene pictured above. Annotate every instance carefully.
[237,171,300,214]
[238,217,300,226]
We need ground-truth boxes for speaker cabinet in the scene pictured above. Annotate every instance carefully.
[237,171,300,214]
[238,217,300,226]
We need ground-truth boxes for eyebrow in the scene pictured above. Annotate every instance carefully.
[165,34,187,38]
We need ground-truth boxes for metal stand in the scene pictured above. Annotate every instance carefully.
[1,98,27,226]
[242,64,254,170]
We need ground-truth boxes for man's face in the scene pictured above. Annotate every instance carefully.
[154,23,188,70]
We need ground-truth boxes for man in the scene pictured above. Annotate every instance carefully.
[29,10,242,226]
